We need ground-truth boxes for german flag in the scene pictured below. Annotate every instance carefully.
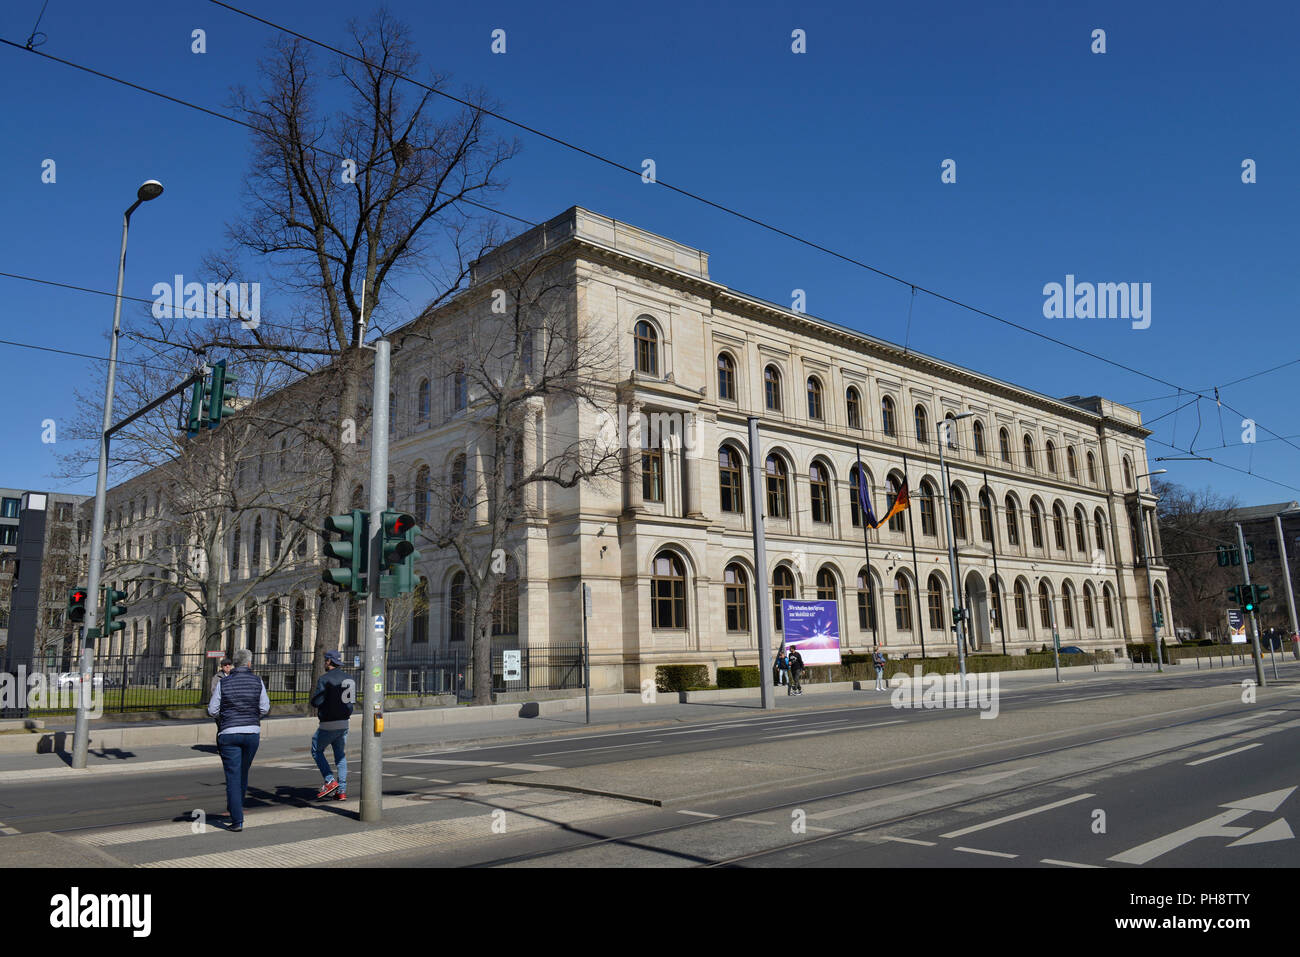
[874,480,909,529]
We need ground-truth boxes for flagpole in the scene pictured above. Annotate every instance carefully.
[902,454,926,660]
[985,470,1007,655]
[855,444,879,650]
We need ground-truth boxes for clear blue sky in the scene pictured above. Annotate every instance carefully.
[2,0,1297,505]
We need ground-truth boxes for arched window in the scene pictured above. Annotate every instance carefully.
[914,405,929,444]
[246,600,259,653]
[1083,583,1096,630]
[297,524,308,558]
[887,475,906,532]
[491,559,519,637]
[973,420,986,456]
[978,489,994,542]
[267,597,281,654]
[919,481,937,536]
[816,567,837,601]
[1038,581,1053,629]
[1045,441,1057,473]
[418,379,430,426]
[846,387,862,429]
[809,463,832,524]
[251,516,263,570]
[894,574,913,631]
[807,377,824,420]
[989,576,1003,631]
[1014,580,1029,629]
[717,353,736,400]
[1087,451,1097,484]
[412,578,429,644]
[850,466,870,528]
[1067,446,1078,479]
[764,366,782,411]
[415,466,431,525]
[450,572,466,642]
[635,319,659,376]
[773,566,795,633]
[1103,584,1116,628]
[1123,457,1134,489]
[452,455,468,517]
[230,524,241,574]
[927,574,945,631]
[765,455,789,519]
[292,596,305,651]
[651,552,687,629]
[1005,495,1020,546]
[451,365,468,413]
[1052,503,1067,551]
[274,517,284,561]
[950,485,967,541]
[1023,434,1035,469]
[171,607,183,657]
[1061,583,1075,630]
[1030,501,1045,549]
[881,396,897,437]
[1094,510,1107,553]
[1074,507,1088,553]
[719,446,744,513]
[724,564,749,632]
[999,428,1012,462]
[856,568,876,632]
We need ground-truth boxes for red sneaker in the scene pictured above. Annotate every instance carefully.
[315,780,340,800]
[335,789,347,801]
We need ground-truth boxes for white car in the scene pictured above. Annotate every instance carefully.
[56,673,105,690]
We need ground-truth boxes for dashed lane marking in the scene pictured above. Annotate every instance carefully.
[879,836,936,846]
[1186,743,1264,766]
[954,846,1017,859]
[1042,858,1102,868]
[939,793,1095,840]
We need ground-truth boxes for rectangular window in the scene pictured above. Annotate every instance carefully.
[642,449,663,503]
[0,527,16,546]
[1,499,18,519]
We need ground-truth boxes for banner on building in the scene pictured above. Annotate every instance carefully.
[1226,608,1247,643]
[780,599,841,665]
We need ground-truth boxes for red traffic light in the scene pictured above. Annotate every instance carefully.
[73,590,85,602]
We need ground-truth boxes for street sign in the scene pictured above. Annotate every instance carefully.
[583,583,592,619]
[503,649,522,682]
[374,615,385,633]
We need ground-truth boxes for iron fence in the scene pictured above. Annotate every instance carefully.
[2,642,585,715]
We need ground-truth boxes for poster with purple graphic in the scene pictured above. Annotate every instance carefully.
[780,599,841,665]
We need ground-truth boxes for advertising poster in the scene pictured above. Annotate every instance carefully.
[780,599,841,665]
[1226,608,1247,643]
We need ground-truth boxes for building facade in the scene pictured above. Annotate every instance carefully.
[92,208,1170,692]
[1,488,87,668]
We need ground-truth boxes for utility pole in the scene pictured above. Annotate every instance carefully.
[747,417,774,710]
[1276,512,1299,657]
[361,339,390,821]
[938,414,973,680]
[1235,522,1267,687]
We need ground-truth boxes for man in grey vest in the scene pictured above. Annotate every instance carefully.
[206,648,270,831]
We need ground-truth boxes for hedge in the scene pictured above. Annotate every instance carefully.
[717,666,761,688]
[655,664,711,692]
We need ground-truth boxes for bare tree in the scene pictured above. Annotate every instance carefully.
[1154,479,1240,640]
[405,250,621,703]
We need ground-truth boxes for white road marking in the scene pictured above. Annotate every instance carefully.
[880,836,936,846]
[1041,858,1101,868]
[1186,743,1263,766]
[939,793,1095,839]
[0,822,19,835]
[733,817,777,826]
[954,846,1017,859]
[532,741,664,757]
[1055,693,1122,703]
[1226,817,1294,847]
[384,758,559,772]
[678,810,718,818]
[770,718,902,739]
[809,768,1034,821]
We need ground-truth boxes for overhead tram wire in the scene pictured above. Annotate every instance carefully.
[4,29,1299,487]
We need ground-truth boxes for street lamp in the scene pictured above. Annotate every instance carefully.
[938,412,974,681]
[72,180,164,770]
[1136,468,1167,672]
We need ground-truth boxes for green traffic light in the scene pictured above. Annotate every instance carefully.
[323,509,368,594]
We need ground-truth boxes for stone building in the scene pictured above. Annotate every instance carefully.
[91,208,1170,692]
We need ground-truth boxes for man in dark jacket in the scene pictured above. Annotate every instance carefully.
[206,648,270,831]
[310,650,355,800]
[787,647,805,696]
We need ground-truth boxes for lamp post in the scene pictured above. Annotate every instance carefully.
[1276,506,1300,658]
[939,413,974,681]
[72,180,164,770]
[1135,468,1168,672]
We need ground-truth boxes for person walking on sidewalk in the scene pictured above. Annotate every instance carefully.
[873,646,887,692]
[310,650,355,801]
[209,657,233,699]
[788,646,805,696]
[206,648,270,832]
[775,649,789,689]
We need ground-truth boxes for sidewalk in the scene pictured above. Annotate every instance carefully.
[0,662,1202,782]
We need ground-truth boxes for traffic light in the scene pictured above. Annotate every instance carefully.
[1155,610,1164,628]
[1243,584,1257,613]
[101,587,127,640]
[1256,584,1270,603]
[185,374,207,435]
[1227,585,1242,604]
[322,509,368,594]
[1246,543,1255,564]
[67,588,87,624]
[379,511,421,598]
[205,359,238,429]
[1217,545,1232,567]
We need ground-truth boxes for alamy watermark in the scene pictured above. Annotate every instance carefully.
[890,667,999,719]
[1042,275,1150,330]
[594,403,703,459]
[0,667,104,717]
[152,274,261,329]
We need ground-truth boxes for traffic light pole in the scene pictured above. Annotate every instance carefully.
[361,339,390,823]
[1277,513,1300,656]
[1137,502,1163,672]
[1235,522,1267,687]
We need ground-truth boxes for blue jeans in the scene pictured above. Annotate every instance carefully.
[218,732,260,826]
[312,727,348,788]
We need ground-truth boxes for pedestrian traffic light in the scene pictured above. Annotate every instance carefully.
[379,510,421,598]
[322,509,368,594]
[67,588,87,624]
[205,359,238,428]
[101,587,127,639]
